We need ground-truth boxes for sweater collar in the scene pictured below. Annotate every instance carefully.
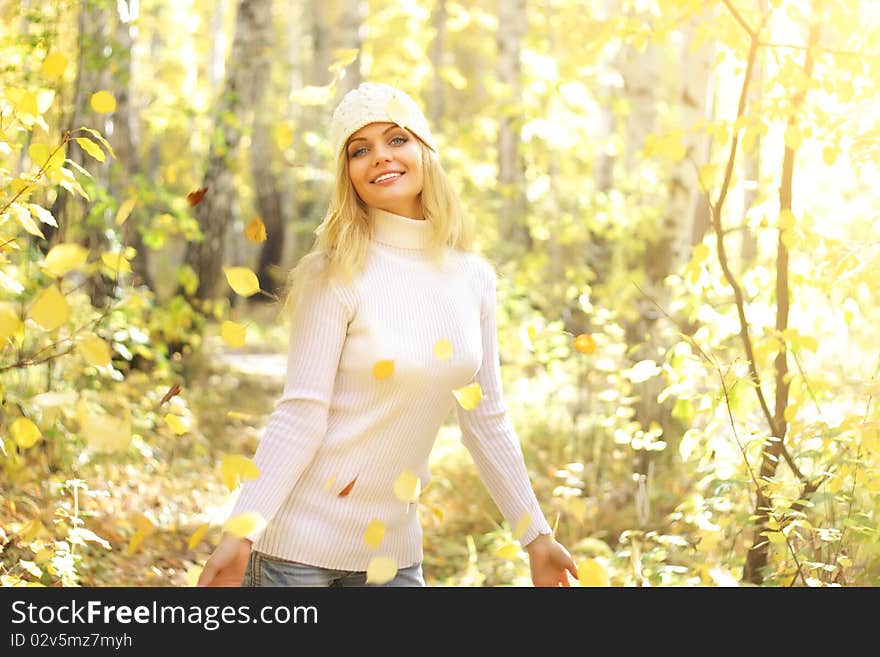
[369,207,433,250]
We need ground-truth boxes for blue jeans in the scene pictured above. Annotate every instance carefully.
[243,550,426,587]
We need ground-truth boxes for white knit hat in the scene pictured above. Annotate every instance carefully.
[330,82,437,159]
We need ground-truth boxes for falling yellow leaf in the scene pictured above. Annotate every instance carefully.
[578,558,610,587]
[221,320,247,348]
[77,333,112,367]
[132,513,155,535]
[372,359,395,380]
[496,543,520,561]
[90,90,116,114]
[185,564,203,587]
[44,243,88,277]
[115,199,135,225]
[273,122,294,150]
[513,513,531,541]
[101,252,132,274]
[822,145,838,166]
[452,382,482,410]
[323,474,338,491]
[0,303,22,341]
[365,556,397,585]
[574,333,596,355]
[77,398,131,453]
[165,413,189,435]
[223,266,261,297]
[433,338,453,360]
[221,454,260,491]
[41,52,68,78]
[363,519,386,549]
[224,511,266,539]
[30,285,69,331]
[386,94,410,129]
[74,137,105,162]
[393,470,421,503]
[429,505,444,521]
[245,216,266,243]
[187,523,210,550]
[12,418,41,449]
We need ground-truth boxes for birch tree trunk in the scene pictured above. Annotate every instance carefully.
[112,0,152,290]
[181,0,273,303]
[497,0,531,251]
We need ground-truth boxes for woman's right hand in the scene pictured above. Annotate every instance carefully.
[196,533,253,587]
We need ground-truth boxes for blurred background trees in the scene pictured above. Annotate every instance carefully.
[1,0,878,587]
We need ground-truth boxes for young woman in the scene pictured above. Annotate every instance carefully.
[197,82,578,587]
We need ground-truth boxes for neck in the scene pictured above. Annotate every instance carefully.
[369,207,434,250]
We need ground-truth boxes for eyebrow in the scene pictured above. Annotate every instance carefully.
[347,125,402,146]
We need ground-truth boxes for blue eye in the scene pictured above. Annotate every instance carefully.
[350,146,367,158]
[391,136,408,145]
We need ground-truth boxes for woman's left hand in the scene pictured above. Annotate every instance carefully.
[525,533,579,587]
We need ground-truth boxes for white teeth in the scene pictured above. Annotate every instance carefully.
[373,172,402,183]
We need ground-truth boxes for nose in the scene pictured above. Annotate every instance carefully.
[372,143,392,165]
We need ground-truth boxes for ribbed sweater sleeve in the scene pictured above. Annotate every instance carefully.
[229,269,355,543]
[455,259,553,547]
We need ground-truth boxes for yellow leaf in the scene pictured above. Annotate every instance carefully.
[12,202,44,237]
[187,523,210,550]
[453,382,482,410]
[496,543,520,560]
[822,145,838,166]
[778,209,796,230]
[132,513,155,535]
[393,470,421,503]
[513,512,531,541]
[101,252,132,274]
[372,359,395,379]
[323,474,337,491]
[693,243,710,263]
[44,243,88,277]
[386,93,410,129]
[223,266,260,297]
[221,454,260,491]
[127,529,146,555]
[329,48,359,72]
[0,303,23,341]
[12,417,41,449]
[784,124,802,151]
[578,558,610,586]
[74,137,105,162]
[365,556,397,585]
[79,127,116,158]
[90,90,117,114]
[185,565,203,587]
[77,332,112,367]
[245,216,267,243]
[221,320,247,347]
[29,285,69,331]
[784,405,798,423]
[115,198,135,225]
[273,122,294,150]
[224,511,266,539]
[41,52,68,78]
[363,519,386,549]
[165,413,189,435]
[574,333,596,354]
[433,338,453,360]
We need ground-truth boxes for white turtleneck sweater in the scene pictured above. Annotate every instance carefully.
[228,207,552,571]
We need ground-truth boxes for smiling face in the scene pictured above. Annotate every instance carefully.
[345,122,425,219]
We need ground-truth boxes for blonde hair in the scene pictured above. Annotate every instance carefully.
[280,136,474,318]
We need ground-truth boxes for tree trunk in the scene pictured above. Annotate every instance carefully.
[496,0,531,252]
[181,0,273,303]
[112,0,153,291]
